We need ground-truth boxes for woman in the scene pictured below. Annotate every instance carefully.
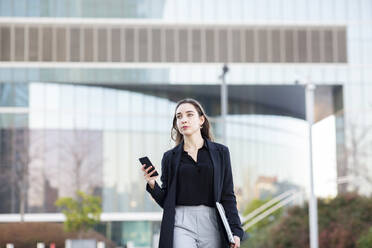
[142,98,243,248]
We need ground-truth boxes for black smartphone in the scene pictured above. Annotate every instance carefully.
[139,156,159,177]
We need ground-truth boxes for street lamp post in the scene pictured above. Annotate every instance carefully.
[219,64,229,144]
[305,83,319,248]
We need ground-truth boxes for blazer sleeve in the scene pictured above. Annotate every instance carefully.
[221,146,244,240]
[145,152,169,208]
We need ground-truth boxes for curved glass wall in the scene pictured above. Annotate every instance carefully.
[0,81,311,214]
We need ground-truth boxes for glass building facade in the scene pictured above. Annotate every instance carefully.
[1,0,372,247]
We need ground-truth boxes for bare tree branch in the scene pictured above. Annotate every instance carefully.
[341,110,372,193]
[57,129,103,198]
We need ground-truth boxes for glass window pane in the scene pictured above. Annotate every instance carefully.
[165,29,175,62]
[70,28,80,62]
[323,29,334,62]
[337,29,347,63]
[271,29,281,63]
[311,29,321,63]
[0,0,13,16]
[56,27,67,62]
[258,29,268,62]
[245,29,255,62]
[124,28,134,62]
[42,27,53,61]
[1,26,11,61]
[218,29,228,63]
[138,28,148,62]
[98,28,108,62]
[179,29,189,62]
[13,0,26,16]
[206,29,215,62]
[151,28,161,62]
[192,29,202,62]
[232,29,242,63]
[285,29,294,63]
[29,27,39,61]
[14,27,25,61]
[298,30,308,63]
[111,28,121,62]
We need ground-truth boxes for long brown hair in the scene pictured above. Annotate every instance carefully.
[171,98,214,146]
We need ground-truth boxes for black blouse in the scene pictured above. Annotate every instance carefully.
[176,138,214,207]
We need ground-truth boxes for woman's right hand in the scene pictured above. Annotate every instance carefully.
[141,164,158,189]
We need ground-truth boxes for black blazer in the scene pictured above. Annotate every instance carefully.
[146,138,244,248]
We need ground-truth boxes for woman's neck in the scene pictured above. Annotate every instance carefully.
[183,134,204,151]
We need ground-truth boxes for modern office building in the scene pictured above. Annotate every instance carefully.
[1,0,371,247]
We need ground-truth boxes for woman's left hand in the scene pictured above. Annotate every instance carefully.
[230,236,240,248]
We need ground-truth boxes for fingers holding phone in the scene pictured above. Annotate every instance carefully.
[142,164,158,189]
[139,156,159,189]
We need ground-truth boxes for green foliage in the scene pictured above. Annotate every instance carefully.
[241,226,271,248]
[268,205,309,248]
[241,198,283,248]
[357,227,372,248]
[243,198,283,232]
[55,191,102,235]
[241,193,372,248]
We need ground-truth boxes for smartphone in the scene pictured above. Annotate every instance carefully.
[139,156,159,177]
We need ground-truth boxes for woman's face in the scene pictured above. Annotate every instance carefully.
[175,103,205,137]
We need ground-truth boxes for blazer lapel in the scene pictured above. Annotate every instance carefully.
[170,141,184,187]
[206,139,222,203]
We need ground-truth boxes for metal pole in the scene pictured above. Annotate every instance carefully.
[220,64,229,144]
[305,83,319,248]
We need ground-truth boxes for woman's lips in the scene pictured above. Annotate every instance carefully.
[182,126,189,129]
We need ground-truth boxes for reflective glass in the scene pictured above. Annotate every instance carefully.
[0,113,28,128]
[13,0,26,16]
[28,0,41,16]
[0,83,28,107]
[1,83,332,213]
[122,221,152,247]
[0,0,12,16]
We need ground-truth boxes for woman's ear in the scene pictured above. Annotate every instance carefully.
[200,115,205,125]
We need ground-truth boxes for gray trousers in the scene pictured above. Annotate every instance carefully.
[173,205,221,248]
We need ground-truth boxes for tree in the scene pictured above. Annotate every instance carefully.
[241,198,284,248]
[337,109,372,194]
[265,193,372,248]
[357,227,372,248]
[55,190,102,239]
[241,193,372,248]
[58,130,103,197]
[242,198,283,232]
[0,127,45,220]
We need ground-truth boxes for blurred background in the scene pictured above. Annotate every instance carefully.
[0,0,372,247]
